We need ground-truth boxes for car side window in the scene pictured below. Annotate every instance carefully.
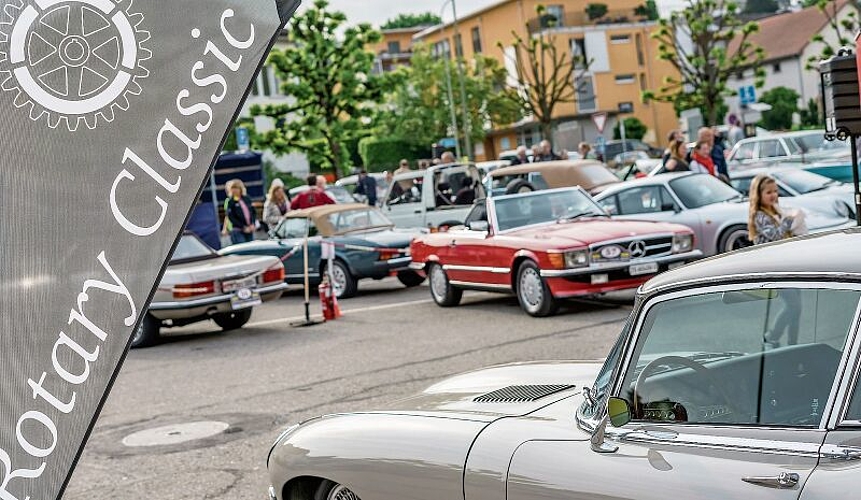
[464,204,487,226]
[731,177,752,195]
[760,140,786,158]
[734,143,756,161]
[387,179,421,205]
[617,187,663,215]
[619,288,859,427]
[598,195,619,215]
[659,188,679,211]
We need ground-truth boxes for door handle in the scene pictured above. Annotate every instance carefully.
[414,209,422,214]
[741,472,799,489]
[449,240,457,247]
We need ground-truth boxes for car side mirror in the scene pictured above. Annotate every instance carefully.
[468,220,489,232]
[607,397,631,427]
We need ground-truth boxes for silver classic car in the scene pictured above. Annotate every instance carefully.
[267,228,861,500]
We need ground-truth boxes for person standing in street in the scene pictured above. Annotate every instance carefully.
[534,140,561,162]
[355,169,378,206]
[727,114,745,147]
[578,142,596,160]
[291,174,335,210]
[689,141,716,176]
[263,180,289,231]
[662,129,685,165]
[223,178,257,244]
[662,140,690,173]
[510,146,531,165]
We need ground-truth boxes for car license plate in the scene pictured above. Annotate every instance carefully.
[223,276,257,293]
[230,288,261,310]
[630,262,659,276]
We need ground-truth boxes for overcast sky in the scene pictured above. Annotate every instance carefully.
[301,0,682,27]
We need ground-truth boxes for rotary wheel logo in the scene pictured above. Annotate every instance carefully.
[0,0,151,131]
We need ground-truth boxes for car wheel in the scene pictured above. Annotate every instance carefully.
[397,270,425,288]
[130,314,160,349]
[718,225,753,253]
[212,309,252,331]
[428,263,462,307]
[331,260,357,299]
[505,179,536,194]
[314,480,361,500]
[516,260,558,317]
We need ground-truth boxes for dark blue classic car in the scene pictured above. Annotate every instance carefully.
[219,204,425,298]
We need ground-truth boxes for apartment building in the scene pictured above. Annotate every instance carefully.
[370,26,428,73]
[410,0,679,160]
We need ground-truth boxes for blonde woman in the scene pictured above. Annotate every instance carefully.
[223,178,257,244]
[263,181,289,230]
[748,174,795,245]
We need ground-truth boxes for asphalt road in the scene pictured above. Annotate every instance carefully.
[64,278,634,500]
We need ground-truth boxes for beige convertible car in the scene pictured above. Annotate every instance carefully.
[132,232,287,348]
[267,228,861,500]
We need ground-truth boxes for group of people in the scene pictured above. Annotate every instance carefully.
[221,174,338,245]
[509,139,599,165]
[660,127,729,181]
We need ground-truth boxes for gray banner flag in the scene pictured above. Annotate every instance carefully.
[0,0,298,498]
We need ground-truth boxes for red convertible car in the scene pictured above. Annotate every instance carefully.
[409,188,702,316]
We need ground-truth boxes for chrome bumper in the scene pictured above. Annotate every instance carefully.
[540,250,703,278]
[268,485,277,500]
[408,261,425,271]
[149,282,289,310]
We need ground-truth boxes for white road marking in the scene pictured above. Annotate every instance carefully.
[247,298,436,327]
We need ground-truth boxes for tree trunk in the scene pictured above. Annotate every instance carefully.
[540,119,554,147]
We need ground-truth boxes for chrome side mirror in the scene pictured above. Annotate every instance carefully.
[590,397,631,454]
[467,220,489,232]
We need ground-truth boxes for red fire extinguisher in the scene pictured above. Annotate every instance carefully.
[318,275,341,321]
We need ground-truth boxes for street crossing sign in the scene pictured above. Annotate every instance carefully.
[591,112,608,133]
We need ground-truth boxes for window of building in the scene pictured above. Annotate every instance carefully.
[576,75,596,112]
[571,38,587,70]
[542,5,564,27]
[471,27,482,53]
[610,34,630,44]
[454,33,463,58]
[639,73,647,91]
[433,39,451,59]
[618,102,634,113]
[635,33,645,66]
[615,74,636,84]
[388,41,401,54]
[773,62,782,73]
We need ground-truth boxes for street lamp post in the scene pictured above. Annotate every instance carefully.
[440,0,462,159]
[450,0,473,160]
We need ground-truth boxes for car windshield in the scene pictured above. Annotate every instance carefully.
[327,208,392,233]
[790,132,849,153]
[274,218,314,238]
[492,189,606,231]
[669,174,741,208]
[620,287,860,427]
[771,169,835,194]
[171,234,216,262]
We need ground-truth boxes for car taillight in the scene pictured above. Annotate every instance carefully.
[173,281,215,299]
[262,266,285,283]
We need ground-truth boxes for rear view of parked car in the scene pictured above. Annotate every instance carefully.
[134,233,287,348]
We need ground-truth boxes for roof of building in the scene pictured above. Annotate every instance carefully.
[641,227,861,294]
[728,0,852,63]
[414,0,513,39]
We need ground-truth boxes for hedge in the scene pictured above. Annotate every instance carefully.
[359,137,429,172]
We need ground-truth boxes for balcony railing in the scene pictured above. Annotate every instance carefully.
[526,8,649,34]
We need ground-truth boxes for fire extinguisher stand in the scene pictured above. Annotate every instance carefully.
[291,226,324,327]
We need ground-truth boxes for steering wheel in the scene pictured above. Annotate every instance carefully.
[633,355,736,421]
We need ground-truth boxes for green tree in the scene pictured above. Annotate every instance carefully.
[758,86,799,130]
[375,45,522,151]
[613,117,648,140]
[643,0,764,126]
[586,3,609,20]
[805,0,860,69]
[380,12,442,29]
[499,5,591,144]
[743,0,779,13]
[635,1,660,20]
[799,97,822,128]
[250,0,393,179]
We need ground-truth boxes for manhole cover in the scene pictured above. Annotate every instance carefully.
[122,421,230,447]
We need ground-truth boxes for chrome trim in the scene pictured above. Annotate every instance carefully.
[268,485,277,500]
[443,264,510,274]
[148,282,288,310]
[540,250,701,278]
[385,256,412,266]
[821,444,861,460]
[286,273,320,279]
[588,232,676,249]
[408,262,424,270]
[741,472,800,489]
[829,295,861,428]
[449,280,512,291]
[609,427,823,457]
[643,271,861,296]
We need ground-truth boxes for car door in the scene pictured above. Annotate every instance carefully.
[441,203,504,286]
[507,284,861,500]
[599,185,704,245]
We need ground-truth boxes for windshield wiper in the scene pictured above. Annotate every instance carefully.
[558,211,608,223]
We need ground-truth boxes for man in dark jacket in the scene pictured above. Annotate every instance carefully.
[355,169,378,206]
[510,146,531,165]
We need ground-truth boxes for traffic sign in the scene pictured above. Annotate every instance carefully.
[236,127,250,152]
[592,112,608,134]
[739,85,756,105]
[595,136,606,155]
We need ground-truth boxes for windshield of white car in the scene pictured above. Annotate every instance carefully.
[493,189,606,231]
[772,169,836,194]
[669,174,743,208]
[328,209,392,234]
[171,234,217,262]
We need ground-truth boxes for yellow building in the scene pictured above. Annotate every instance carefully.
[370,26,428,73]
[408,0,679,160]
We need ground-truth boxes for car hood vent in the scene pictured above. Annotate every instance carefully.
[473,384,575,403]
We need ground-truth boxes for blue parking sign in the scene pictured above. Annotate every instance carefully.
[739,85,756,105]
[236,127,250,152]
